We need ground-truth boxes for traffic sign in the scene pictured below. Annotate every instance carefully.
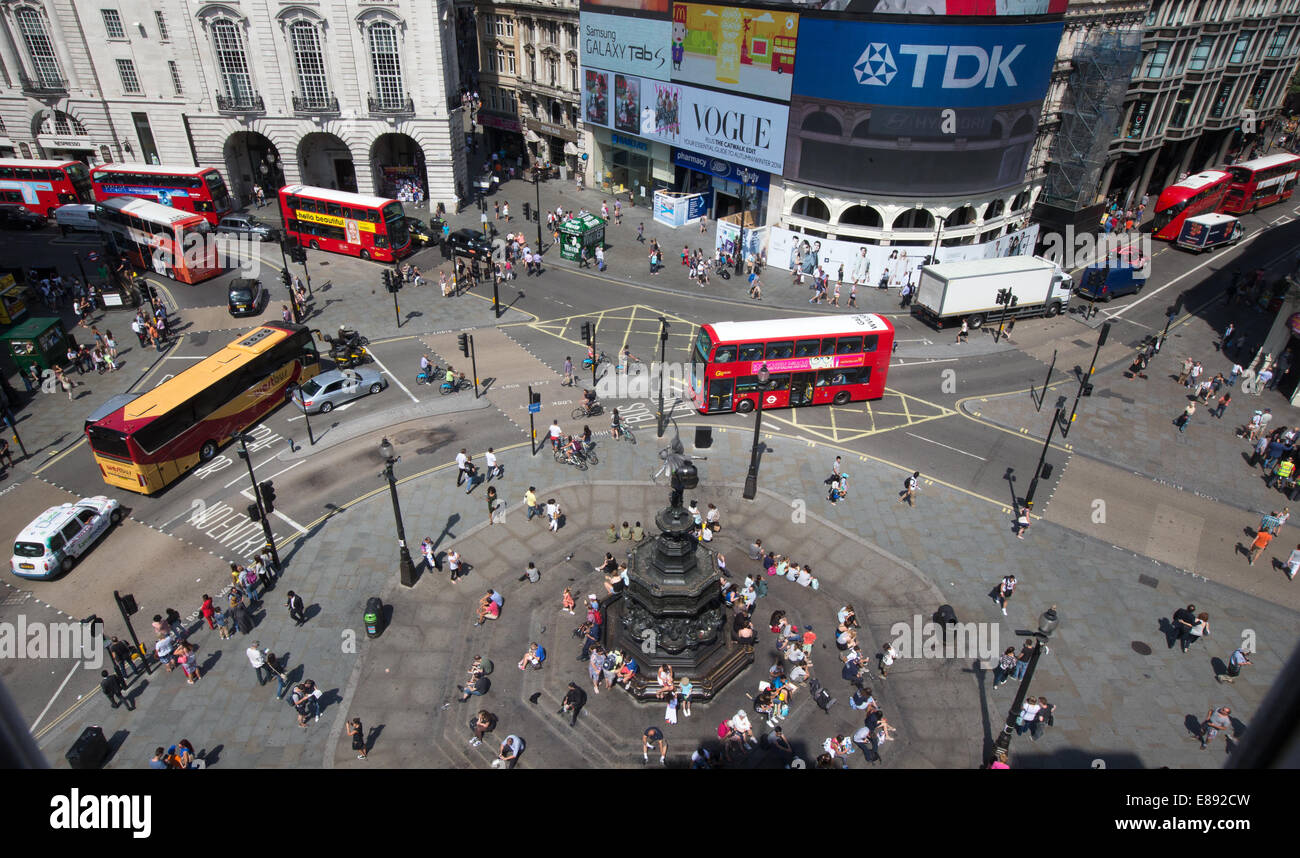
[528,402,541,414]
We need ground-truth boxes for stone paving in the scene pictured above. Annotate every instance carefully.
[32,410,1296,769]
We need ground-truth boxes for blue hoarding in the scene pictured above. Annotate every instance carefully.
[672,148,770,189]
[792,19,1063,109]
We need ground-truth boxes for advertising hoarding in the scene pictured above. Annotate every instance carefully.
[785,17,1063,196]
[581,11,673,80]
[672,148,770,189]
[670,3,799,101]
[767,222,1040,285]
[654,190,709,226]
[584,72,788,173]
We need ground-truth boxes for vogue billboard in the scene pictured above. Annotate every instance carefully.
[785,17,1064,196]
[583,70,788,173]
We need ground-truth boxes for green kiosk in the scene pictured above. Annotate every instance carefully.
[0,317,71,376]
[558,213,606,262]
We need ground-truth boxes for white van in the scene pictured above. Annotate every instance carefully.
[54,203,97,234]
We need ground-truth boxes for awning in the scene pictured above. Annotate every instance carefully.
[564,141,580,156]
[524,129,543,144]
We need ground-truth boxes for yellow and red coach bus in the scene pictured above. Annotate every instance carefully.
[689,314,895,413]
[279,184,410,262]
[86,323,322,494]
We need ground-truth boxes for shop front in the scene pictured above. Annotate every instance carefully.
[525,117,580,174]
[671,148,769,223]
[591,127,672,203]
[477,113,525,163]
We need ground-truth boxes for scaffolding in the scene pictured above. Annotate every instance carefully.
[1039,28,1143,211]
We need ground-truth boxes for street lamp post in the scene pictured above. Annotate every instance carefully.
[993,605,1059,762]
[379,438,417,588]
[1024,406,1063,510]
[233,433,282,574]
[741,364,771,500]
[534,169,544,251]
[734,180,749,277]
[289,385,315,446]
[656,316,669,439]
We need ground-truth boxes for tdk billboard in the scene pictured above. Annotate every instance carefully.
[793,19,1063,108]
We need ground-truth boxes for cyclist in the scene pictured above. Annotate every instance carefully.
[567,434,584,463]
[610,408,624,440]
[581,425,594,455]
[444,364,457,391]
[581,388,598,415]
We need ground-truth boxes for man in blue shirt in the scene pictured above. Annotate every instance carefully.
[1219,648,1253,684]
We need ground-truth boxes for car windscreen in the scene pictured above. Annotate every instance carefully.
[229,288,254,301]
[298,378,322,396]
[13,541,46,558]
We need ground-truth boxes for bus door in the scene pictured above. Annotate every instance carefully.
[759,373,791,409]
[707,378,733,413]
[790,372,817,407]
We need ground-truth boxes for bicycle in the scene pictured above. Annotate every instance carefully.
[440,377,471,396]
[572,402,604,420]
[611,422,635,445]
[554,447,590,470]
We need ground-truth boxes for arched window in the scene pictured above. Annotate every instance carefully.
[839,205,883,228]
[212,19,255,104]
[368,22,405,109]
[39,111,87,136]
[791,196,830,221]
[15,7,62,86]
[290,21,331,108]
[801,111,841,136]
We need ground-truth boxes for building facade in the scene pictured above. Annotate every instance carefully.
[1033,0,1300,232]
[463,0,584,175]
[0,0,468,208]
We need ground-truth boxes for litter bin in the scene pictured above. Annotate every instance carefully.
[364,597,386,638]
[66,725,109,769]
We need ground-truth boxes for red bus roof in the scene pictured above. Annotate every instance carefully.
[92,163,219,177]
[1227,152,1300,173]
[1154,170,1230,209]
[280,184,395,210]
[97,195,211,225]
[706,314,893,343]
[0,158,85,169]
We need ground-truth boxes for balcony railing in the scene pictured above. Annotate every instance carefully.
[215,91,266,114]
[292,93,340,115]
[19,71,67,95]
[369,94,414,115]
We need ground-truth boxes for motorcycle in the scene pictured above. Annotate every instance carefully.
[320,326,368,369]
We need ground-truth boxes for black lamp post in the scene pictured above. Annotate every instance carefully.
[993,605,1059,762]
[289,384,314,446]
[1024,405,1063,509]
[379,438,417,588]
[741,363,771,500]
[656,316,669,439]
[734,179,749,276]
[233,433,282,573]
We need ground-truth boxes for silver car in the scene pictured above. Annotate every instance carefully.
[292,368,387,414]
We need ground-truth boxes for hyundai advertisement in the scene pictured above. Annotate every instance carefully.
[786,17,1064,196]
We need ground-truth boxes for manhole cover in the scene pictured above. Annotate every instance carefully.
[1138,574,1159,589]
[1131,641,1152,655]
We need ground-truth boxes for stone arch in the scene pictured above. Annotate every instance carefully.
[791,196,830,221]
[370,132,426,200]
[31,108,88,138]
[838,205,883,228]
[1010,189,1032,212]
[984,198,1006,219]
[224,128,285,205]
[1011,114,1036,137]
[801,110,841,136]
[298,131,355,192]
[891,208,934,230]
[945,205,978,227]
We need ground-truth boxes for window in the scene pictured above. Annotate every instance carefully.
[290,21,330,106]
[1268,28,1291,57]
[529,57,536,81]
[494,15,513,37]
[738,343,765,361]
[835,336,863,355]
[713,345,737,363]
[1230,34,1251,63]
[795,339,821,357]
[1146,44,1170,78]
[548,57,558,87]
[1189,37,1213,70]
[15,7,62,86]
[168,60,183,95]
[369,22,405,107]
[116,58,141,93]
[102,9,125,39]
[212,19,255,102]
[765,341,794,359]
[571,63,579,91]
[155,10,169,40]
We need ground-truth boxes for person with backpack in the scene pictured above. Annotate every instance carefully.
[241,564,262,601]
[900,471,920,506]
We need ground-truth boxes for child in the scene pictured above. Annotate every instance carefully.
[420,537,437,571]
[678,677,693,718]
[348,718,367,760]
[562,588,576,615]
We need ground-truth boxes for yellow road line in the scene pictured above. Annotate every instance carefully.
[33,437,86,473]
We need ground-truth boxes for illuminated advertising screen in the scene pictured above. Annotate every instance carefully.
[581,11,673,80]
[670,3,800,101]
[785,17,1064,196]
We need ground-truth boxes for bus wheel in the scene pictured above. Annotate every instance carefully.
[1046,302,1061,317]
[309,240,320,251]
[737,399,754,413]
[833,391,851,405]
[360,249,370,261]
[199,440,218,461]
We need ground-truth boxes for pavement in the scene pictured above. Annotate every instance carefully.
[24,389,1295,769]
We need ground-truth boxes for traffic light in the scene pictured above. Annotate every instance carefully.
[258,480,276,514]
[530,390,541,407]
[1009,296,1018,309]
[1081,382,1094,397]
[479,196,487,212]
[1039,463,1054,480]
[248,503,263,523]
[280,268,291,287]
[289,244,307,264]
[534,206,541,223]
[581,322,593,344]
[382,270,393,292]
[118,593,139,616]
[522,201,531,221]
[996,288,1008,305]
[458,333,470,357]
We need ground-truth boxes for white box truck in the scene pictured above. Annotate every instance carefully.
[912,255,1072,329]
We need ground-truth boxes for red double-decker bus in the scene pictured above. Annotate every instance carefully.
[689,315,894,413]
[279,185,410,262]
[1151,170,1232,240]
[96,197,222,284]
[1221,152,1300,214]
[0,158,92,217]
[90,163,233,225]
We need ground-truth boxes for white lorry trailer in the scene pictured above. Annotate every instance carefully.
[912,255,1072,329]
